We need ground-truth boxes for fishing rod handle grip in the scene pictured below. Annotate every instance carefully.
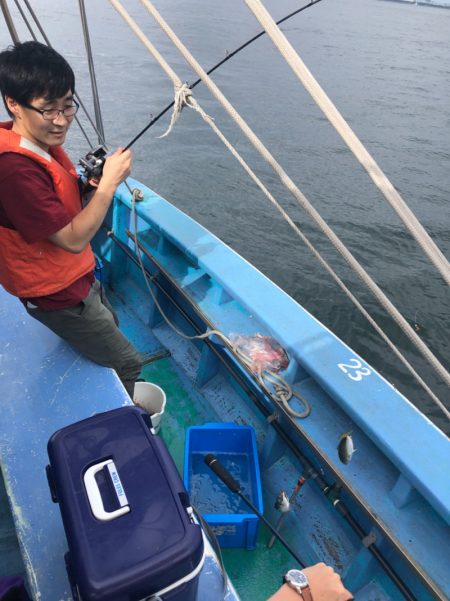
[204,454,240,493]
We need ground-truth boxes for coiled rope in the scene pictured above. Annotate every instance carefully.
[129,190,311,419]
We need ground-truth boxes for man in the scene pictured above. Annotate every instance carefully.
[0,41,142,396]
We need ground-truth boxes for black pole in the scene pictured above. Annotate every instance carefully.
[78,0,105,144]
[205,454,306,568]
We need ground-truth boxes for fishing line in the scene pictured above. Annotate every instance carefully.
[123,0,324,151]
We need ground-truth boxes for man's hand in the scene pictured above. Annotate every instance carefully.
[97,147,132,196]
[49,147,133,253]
[267,563,352,601]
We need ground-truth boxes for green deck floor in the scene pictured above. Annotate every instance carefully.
[0,354,293,601]
[140,358,293,601]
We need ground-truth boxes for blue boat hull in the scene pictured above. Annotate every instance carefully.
[0,178,449,600]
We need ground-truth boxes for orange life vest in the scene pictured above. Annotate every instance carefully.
[0,122,95,298]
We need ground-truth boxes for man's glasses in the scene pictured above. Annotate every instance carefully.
[23,99,79,121]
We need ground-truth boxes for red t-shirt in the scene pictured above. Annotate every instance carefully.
[0,152,94,309]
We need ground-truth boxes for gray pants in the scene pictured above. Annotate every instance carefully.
[26,279,142,396]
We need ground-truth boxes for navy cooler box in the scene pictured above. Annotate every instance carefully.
[46,406,204,601]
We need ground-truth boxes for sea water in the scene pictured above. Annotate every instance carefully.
[189,452,255,515]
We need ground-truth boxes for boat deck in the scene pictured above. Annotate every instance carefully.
[140,358,293,600]
[0,287,239,601]
[1,229,449,600]
[108,282,387,601]
[0,279,375,601]
[109,279,295,599]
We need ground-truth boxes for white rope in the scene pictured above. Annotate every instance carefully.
[158,82,194,138]
[201,109,448,416]
[129,189,310,418]
[155,86,449,416]
[163,95,450,418]
[244,0,450,287]
[109,0,449,417]
[133,0,450,395]
[109,0,180,83]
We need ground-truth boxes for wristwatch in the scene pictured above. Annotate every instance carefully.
[283,569,313,600]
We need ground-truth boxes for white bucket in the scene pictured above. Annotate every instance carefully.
[133,382,166,434]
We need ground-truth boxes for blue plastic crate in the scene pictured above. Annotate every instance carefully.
[184,423,263,549]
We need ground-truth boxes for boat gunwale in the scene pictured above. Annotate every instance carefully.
[112,179,450,527]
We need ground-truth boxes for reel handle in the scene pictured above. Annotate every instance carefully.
[79,145,107,179]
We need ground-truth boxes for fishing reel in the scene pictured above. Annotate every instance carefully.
[79,145,107,180]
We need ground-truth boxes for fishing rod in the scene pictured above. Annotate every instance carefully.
[80,0,324,178]
[205,454,306,568]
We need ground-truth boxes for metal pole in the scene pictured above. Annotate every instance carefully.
[1,0,20,43]
[78,0,105,144]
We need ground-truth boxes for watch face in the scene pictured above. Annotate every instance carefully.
[286,569,308,587]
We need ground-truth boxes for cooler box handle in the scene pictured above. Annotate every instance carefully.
[84,459,130,521]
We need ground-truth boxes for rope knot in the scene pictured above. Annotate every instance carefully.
[174,81,193,106]
[158,82,192,138]
[159,82,214,139]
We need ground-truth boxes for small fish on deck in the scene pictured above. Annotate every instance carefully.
[337,432,356,465]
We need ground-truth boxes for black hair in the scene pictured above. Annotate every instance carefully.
[0,41,75,117]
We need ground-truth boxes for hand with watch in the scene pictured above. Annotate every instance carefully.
[267,563,353,601]
[284,569,313,601]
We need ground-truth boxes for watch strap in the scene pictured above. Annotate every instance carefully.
[301,585,313,601]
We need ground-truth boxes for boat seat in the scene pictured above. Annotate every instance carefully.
[0,287,237,601]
